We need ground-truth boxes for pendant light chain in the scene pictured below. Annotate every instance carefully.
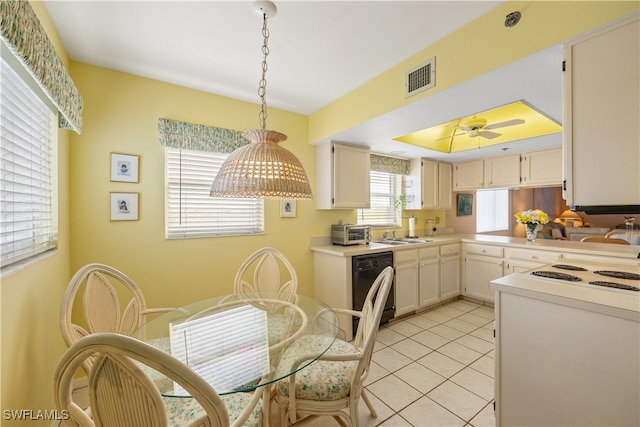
[258,13,270,131]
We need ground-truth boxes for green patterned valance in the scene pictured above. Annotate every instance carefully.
[0,0,83,133]
[370,153,410,175]
[158,118,248,153]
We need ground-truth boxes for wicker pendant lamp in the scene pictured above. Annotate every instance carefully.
[210,1,312,200]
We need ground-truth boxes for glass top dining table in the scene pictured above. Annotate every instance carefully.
[131,292,339,397]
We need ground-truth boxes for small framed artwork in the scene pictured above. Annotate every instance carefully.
[110,192,139,221]
[280,200,296,218]
[457,193,473,216]
[110,153,139,183]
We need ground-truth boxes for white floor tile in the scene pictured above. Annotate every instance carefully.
[427,381,489,422]
[372,346,413,373]
[450,367,494,400]
[387,319,424,337]
[434,305,468,318]
[437,342,483,365]
[417,351,465,378]
[443,318,479,334]
[399,396,466,427]
[364,360,390,386]
[458,312,493,327]
[454,334,495,354]
[367,375,423,412]
[376,326,408,346]
[394,362,446,394]
[420,310,454,324]
[378,414,413,427]
[410,329,450,350]
[391,338,433,361]
[404,314,440,330]
[469,401,496,427]
[469,355,494,378]
[429,324,466,340]
[469,327,494,343]
[471,306,495,320]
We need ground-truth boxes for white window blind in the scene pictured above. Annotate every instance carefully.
[1,56,58,268]
[165,147,264,238]
[357,171,401,227]
[169,304,270,393]
[476,189,509,233]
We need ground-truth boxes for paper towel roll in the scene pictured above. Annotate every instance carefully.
[409,216,415,237]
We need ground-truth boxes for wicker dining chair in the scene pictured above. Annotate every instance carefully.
[274,266,394,427]
[580,236,630,245]
[234,247,298,297]
[54,332,263,427]
[60,263,179,376]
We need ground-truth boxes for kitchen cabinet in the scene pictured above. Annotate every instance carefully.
[316,141,370,209]
[520,148,562,187]
[463,244,504,302]
[439,244,461,300]
[394,248,419,316]
[505,247,561,273]
[418,247,439,307]
[492,276,639,426]
[453,160,484,191]
[562,15,640,207]
[406,158,452,209]
[484,154,521,188]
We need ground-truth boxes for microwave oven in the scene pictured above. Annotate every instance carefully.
[331,224,371,246]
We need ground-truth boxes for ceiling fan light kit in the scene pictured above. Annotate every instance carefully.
[209,1,313,200]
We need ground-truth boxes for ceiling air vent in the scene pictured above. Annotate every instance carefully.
[405,57,435,97]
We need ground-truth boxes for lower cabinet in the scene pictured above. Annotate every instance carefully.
[440,244,461,300]
[418,247,439,307]
[464,244,504,302]
[394,249,419,316]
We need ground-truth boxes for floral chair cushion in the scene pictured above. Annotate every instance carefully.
[274,335,357,401]
[163,393,262,427]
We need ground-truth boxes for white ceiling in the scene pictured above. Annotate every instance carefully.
[43,0,565,162]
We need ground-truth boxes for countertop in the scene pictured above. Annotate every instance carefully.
[310,233,640,260]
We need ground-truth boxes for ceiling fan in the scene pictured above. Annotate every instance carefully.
[448,117,525,139]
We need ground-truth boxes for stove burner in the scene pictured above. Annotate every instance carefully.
[552,264,588,271]
[531,271,582,281]
[589,281,640,291]
[594,270,640,281]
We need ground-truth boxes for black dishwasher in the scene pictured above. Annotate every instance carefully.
[352,251,395,332]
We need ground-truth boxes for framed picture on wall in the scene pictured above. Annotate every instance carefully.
[280,200,296,218]
[110,192,139,221]
[457,193,473,216]
[110,153,139,183]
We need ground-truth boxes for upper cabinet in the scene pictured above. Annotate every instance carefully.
[316,141,370,209]
[485,154,521,188]
[562,15,640,207]
[406,158,452,210]
[453,160,484,191]
[521,148,562,187]
[454,148,562,191]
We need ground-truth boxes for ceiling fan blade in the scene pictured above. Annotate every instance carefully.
[483,119,525,130]
[478,130,501,139]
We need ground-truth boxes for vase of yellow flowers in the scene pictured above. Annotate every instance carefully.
[515,209,550,242]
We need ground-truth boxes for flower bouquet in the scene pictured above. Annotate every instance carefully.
[515,209,550,241]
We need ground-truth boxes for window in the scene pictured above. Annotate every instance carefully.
[165,147,264,238]
[357,171,401,227]
[0,55,58,268]
[476,189,509,233]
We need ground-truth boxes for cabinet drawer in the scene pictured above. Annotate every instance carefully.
[394,249,419,264]
[440,244,460,256]
[419,247,439,259]
[465,243,503,257]
[506,248,560,264]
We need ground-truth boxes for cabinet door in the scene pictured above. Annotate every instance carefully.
[333,143,370,208]
[454,160,484,191]
[438,162,453,209]
[419,257,439,307]
[440,255,460,300]
[421,159,438,209]
[464,254,504,302]
[521,148,562,187]
[485,155,521,188]
[563,15,639,206]
[395,263,419,316]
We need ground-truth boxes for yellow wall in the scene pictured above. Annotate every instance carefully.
[309,1,639,143]
[1,2,71,425]
[1,2,638,425]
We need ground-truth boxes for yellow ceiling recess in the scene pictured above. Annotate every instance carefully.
[393,100,562,153]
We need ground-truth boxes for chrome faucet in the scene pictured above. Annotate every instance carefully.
[382,231,389,240]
